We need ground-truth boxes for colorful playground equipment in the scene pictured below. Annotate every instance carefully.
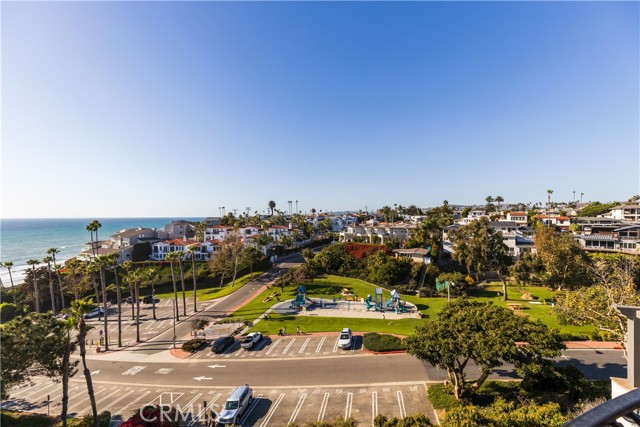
[290,285,314,310]
[365,289,408,314]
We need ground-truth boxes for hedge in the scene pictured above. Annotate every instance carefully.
[181,338,207,353]
[363,333,404,352]
[427,384,460,411]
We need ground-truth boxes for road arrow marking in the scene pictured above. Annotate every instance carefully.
[208,364,226,369]
[193,376,213,381]
[90,370,100,375]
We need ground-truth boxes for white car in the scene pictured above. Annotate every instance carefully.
[240,332,263,350]
[83,308,104,319]
[338,328,353,349]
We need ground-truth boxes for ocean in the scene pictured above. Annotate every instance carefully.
[0,218,203,287]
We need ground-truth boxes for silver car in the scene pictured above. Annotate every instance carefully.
[218,384,253,425]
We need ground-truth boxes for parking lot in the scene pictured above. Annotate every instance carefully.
[190,334,365,360]
[4,378,435,426]
[83,297,210,348]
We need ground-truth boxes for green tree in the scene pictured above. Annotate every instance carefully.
[1,261,17,305]
[485,196,495,213]
[26,259,41,312]
[125,269,144,343]
[144,267,158,320]
[534,224,591,290]
[452,218,511,300]
[495,195,504,210]
[405,299,565,400]
[243,246,263,277]
[120,260,135,320]
[86,221,96,257]
[554,255,640,350]
[268,200,276,216]
[177,252,187,317]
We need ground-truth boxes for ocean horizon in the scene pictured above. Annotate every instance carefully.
[0,217,204,287]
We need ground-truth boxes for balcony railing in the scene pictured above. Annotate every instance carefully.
[564,387,640,426]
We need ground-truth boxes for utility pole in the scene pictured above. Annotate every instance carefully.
[296,200,298,214]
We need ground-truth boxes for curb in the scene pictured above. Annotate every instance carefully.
[170,348,192,359]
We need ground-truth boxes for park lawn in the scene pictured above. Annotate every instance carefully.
[244,275,595,338]
[154,271,263,302]
[0,410,53,427]
[252,313,424,336]
[224,286,298,323]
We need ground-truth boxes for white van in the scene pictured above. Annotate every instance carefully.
[338,328,353,349]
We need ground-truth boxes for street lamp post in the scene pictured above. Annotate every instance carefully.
[172,298,177,349]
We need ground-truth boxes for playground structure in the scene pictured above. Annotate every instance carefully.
[365,289,408,314]
[290,285,315,310]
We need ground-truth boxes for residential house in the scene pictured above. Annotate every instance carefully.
[150,238,220,261]
[164,220,194,239]
[532,214,571,230]
[608,205,640,223]
[575,217,627,234]
[575,225,640,255]
[393,248,431,264]
[204,226,233,242]
[339,221,416,244]
[504,211,528,226]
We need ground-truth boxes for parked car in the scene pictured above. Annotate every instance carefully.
[338,327,353,349]
[211,336,235,353]
[218,384,253,426]
[142,295,155,304]
[126,296,143,304]
[240,332,263,350]
[83,308,104,319]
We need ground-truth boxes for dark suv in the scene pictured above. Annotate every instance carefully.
[211,336,235,353]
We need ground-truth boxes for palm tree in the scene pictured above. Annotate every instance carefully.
[495,196,504,210]
[1,262,17,305]
[106,253,123,347]
[59,316,77,427]
[70,299,99,427]
[26,259,41,312]
[91,220,102,254]
[43,255,56,312]
[145,267,158,320]
[268,200,276,216]
[546,189,554,226]
[186,245,199,313]
[177,252,187,317]
[94,255,110,351]
[193,221,206,242]
[120,261,135,320]
[85,222,96,258]
[125,269,143,343]
[48,248,65,309]
[165,251,181,321]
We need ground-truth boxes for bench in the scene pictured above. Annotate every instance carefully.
[507,303,524,311]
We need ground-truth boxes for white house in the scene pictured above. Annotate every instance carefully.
[608,205,640,223]
[204,226,233,241]
[504,211,528,226]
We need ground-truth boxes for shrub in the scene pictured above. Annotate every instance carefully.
[427,384,460,411]
[70,411,112,427]
[374,414,432,426]
[181,338,207,353]
[363,333,404,352]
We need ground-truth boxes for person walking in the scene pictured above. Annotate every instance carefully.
[296,325,301,335]
[283,326,287,335]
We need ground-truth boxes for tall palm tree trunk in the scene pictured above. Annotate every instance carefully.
[78,320,99,427]
[151,279,157,320]
[51,251,65,309]
[46,262,56,312]
[60,331,72,427]
[129,282,135,320]
[191,256,197,313]
[32,265,41,313]
[179,259,187,316]
[170,263,180,322]
[113,264,123,347]
[99,266,109,351]
[135,281,141,343]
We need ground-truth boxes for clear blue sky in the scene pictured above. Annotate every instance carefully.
[2,1,638,218]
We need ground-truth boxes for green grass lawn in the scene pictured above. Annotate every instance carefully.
[242,274,595,338]
[154,271,263,302]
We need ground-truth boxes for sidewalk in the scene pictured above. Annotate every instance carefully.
[565,341,623,350]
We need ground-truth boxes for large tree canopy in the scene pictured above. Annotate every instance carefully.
[534,225,591,290]
[405,299,565,401]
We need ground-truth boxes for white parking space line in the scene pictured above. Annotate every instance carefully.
[68,386,106,411]
[46,384,81,405]
[282,339,296,354]
[78,388,121,415]
[188,393,221,427]
[315,337,326,353]
[102,389,135,412]
[250,340,268,355]
[179,392,203,416]
[318,392,330,421]
[396,391,406,418]
[120,390,152,413]
[239,393,263,425]
[259,393,285,427]
[288,393,307,425]
[11,381,58,399]
[333,336,340,352]
[298,338,311,353]
[371,392,378,426]
[144,320,157,330]
[345,392,353,419]
[265,339,282,355]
